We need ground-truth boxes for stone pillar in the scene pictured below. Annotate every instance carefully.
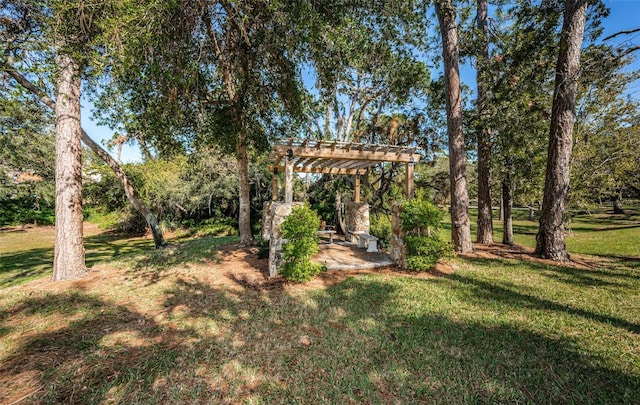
[390,203,407,268]
[261,201,273,241]
[345,201,370,242]
[268,202,303,277]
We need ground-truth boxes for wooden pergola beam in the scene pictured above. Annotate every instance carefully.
[269,165,367,175]
[270,139,423,202]
[274,145,421,164]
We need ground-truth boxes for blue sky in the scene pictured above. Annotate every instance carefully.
[81,0,640,164]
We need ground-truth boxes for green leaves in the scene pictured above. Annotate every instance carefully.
[400,197,446,232]
[399,196,451,271]
[280,204,324,282]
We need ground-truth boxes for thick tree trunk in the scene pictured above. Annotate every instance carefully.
[2,62,166,249]
[613,195,625,214]
[237,130,254,245]
[502,177,514,246]
[534,0,588,261]
[475,0,493,244]
[52,54,87,281]
[435,0,474,253]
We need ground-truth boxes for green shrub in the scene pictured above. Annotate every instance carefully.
[370,213,392,249]
[405,235,453,270]
[0,198,55,226]
[400,198,451,271]
[282,257,325,283]
[400,198,445,233]
[280,205,324,282]
[406,255,439,271]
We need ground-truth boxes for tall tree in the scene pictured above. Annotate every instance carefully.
[475,0,493,244]
[534,0,589,261]
[94,1,318,245]
[435,0,474,253]
[51,49,86,280]
[1,1,167,252]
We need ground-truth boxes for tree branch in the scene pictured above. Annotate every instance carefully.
[603,27,640,41]
[1,61,56,109]
[617,45,640,58]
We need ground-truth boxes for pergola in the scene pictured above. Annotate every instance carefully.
[269,138,422,203]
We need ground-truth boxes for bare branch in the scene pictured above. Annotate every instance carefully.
[603,27,640,41]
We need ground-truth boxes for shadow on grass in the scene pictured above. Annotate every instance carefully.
[1,230,238,288]
[0,232,154,288]
[0,266,640,403]
[2,270,638,403]
[83,232,156,267]
[567,224,640,233]
[603,256,640,270]
[122,235,239,284]
[447,273,640,334]
[511,224,539,235]
[461,254,639,289]
[0,290,208,404]
[0,247,54,288]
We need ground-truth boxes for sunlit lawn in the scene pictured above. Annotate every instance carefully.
[0,207,638,403]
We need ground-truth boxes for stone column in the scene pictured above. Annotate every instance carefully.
[345,201,370,242]
[261,201,273,241]
[268,202,303,277]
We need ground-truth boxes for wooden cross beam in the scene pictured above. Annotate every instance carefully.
[268,165,367,175]
[274,145,421,164]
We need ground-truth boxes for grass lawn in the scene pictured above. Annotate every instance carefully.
[0,208,638,403]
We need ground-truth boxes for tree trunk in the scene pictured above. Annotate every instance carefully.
[502,177,514,246]
[435,0,474,253]
[52,53,87,281]
[237,129,254,245]
[613,195,625,214]
[116,142,123,164]
[475,0,493,244]
[81,130,166,249]
[2,61,166,249]
[534,0,588,261]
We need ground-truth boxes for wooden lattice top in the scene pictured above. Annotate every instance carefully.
[270,138,422,175]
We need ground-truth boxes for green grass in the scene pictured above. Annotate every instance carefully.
[459,206,640,258]
[0,209,638,403]
[1,256,638,403]
[0,219,238,288]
